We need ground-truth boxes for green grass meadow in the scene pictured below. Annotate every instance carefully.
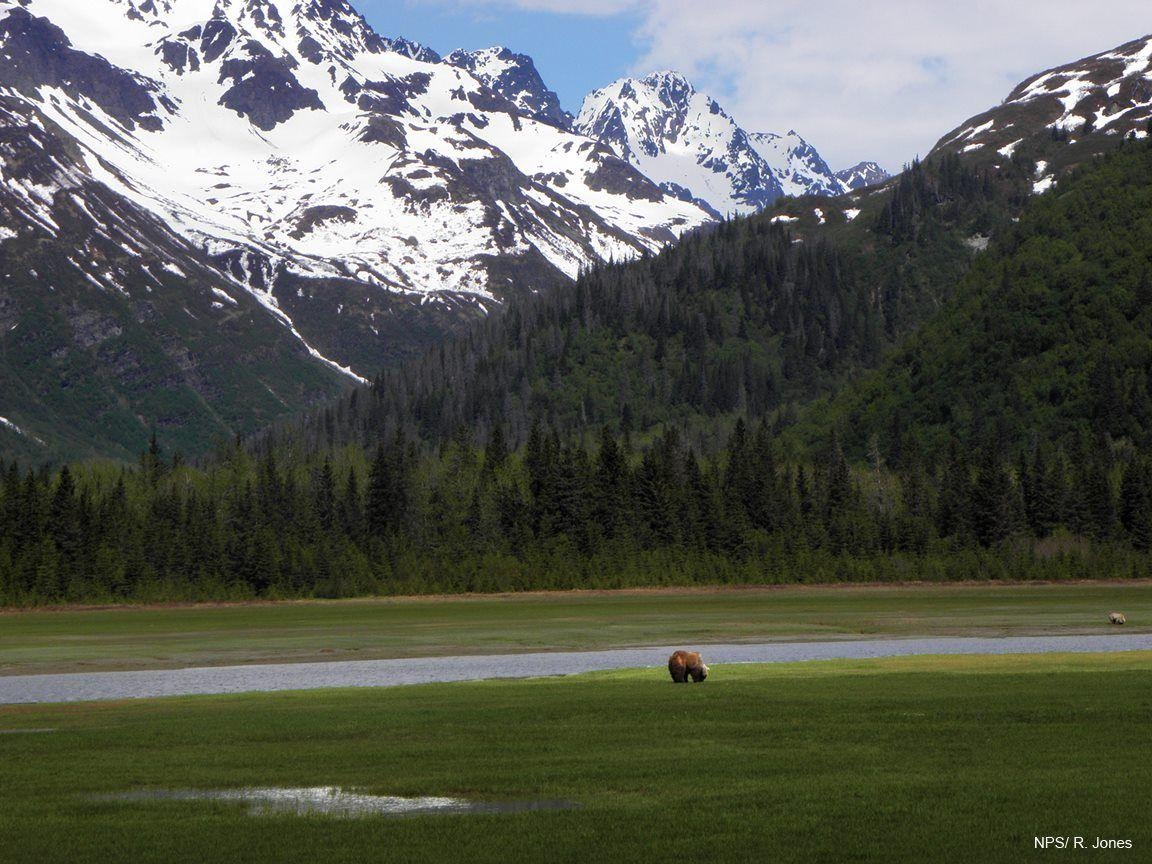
[3,582,1150,674]
[2,652,1150,863]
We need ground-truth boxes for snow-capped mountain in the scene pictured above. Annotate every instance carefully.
[0,0,710,380]
[933,34,1152,161]
[574,72,849,215]
[0,0,721,459]
[836,161,891,191]
[445,46,571,130]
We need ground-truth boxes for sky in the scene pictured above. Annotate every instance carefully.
[359,1,1152,172]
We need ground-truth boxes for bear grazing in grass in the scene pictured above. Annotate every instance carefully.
[1109,611,1127,625]
[668,650,709,683]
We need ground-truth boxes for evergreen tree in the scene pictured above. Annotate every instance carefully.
[936,440,972,541]
[1120,459,1152,550]
[483,425,508,474]
[593,426,629,540]
[1082,457,1116,541]
[366,445,393,539]
[315,458,336,531]
[971,446,1013,547]
[340,467,364,544]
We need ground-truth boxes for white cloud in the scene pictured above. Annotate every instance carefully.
[412,0,1152,170]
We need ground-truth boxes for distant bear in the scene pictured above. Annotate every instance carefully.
[1109,611,1126,625]
[668,650,709,683]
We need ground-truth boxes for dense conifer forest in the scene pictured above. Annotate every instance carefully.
[2,413,1150,605]
[823,136,1152,460]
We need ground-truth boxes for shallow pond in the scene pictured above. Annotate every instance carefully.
[96,787,576,818]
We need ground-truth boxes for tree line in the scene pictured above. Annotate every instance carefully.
[2,419,1148,605]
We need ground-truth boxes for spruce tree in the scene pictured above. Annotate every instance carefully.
[971,446,1012,547]
[593,426,628,540]
[936,440,972,541]
[1082,458,1116,541]
[366,445,393,539]
[483,425,508,473]
[315,458,336,531]
[1120,459,1152,550]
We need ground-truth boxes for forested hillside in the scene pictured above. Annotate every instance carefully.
[285,152,1031,455]
[822,135,1152,461]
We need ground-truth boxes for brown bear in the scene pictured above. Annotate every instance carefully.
[668,650,709,683]
[1109,611,1127,625]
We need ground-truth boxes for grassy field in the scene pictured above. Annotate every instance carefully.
[1,582,1149,675]
[1,652,1149,863]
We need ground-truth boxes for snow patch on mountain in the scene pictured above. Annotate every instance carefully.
[0,415,44,445]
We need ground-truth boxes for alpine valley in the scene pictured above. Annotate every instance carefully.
[0,0,875,461]
[6,18,1152,864]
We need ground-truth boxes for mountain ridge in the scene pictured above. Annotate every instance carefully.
[930,32,1152,192]
[573,71,855,215]
[818,136,1152,464]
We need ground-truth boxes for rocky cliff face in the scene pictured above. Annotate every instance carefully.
[445,46,572,129]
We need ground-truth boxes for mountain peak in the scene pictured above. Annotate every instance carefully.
[641,70,695,98]
[835,161,891,191]
[575,71,850,212]
[445,44,569,128]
